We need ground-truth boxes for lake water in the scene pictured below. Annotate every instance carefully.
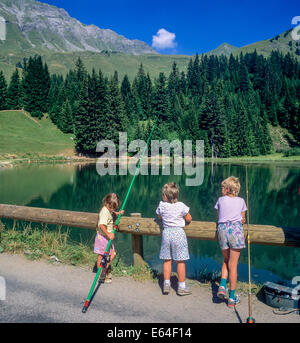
[0,162,299,284]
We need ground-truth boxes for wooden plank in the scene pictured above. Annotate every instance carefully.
[0,204,299,248]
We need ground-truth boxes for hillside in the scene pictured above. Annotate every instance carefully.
[235,28,300,59]
[33,51,191,81]
[0,110,75,157]
[0,49,191,81]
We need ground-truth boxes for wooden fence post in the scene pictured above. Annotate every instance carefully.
[130,213,146,267]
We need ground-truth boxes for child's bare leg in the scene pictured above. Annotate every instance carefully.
[163,259,172,281]
[176,261,191,294]
[97,254,103,269]
[106,249,116,272]
[221,248,230,280]
[176,261,186,283]
[228,248,241,291]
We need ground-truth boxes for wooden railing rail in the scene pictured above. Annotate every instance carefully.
[1,204,299,266]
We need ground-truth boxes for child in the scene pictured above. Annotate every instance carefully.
[214,176,247,308]
[156,182,192,296]
[94,193,124,283]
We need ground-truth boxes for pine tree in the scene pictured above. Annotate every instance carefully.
[290,105,300,145]
[168,62,180,96]
[277,79,297,129]
[121,74,136,121]
[74,76,90,153]
[107,71,127,149]
[152,72,168,126]
[244,90,263,156]
[22,55,50,114]
[235,99,255,156]
[132,64,152,120]
[95,69,110,141]
[238,62,251,93]
[58,98,73,134]
[186,54,201,97]
[7,69,21,110]
[0,71,8,110]
[198,83,230,157]
[49,83,65,125]
[48,74,63,113]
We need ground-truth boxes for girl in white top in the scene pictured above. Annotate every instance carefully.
[156,182,192,296]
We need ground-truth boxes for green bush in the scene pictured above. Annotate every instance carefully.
[31,110,44,119]
[284,147,300,157]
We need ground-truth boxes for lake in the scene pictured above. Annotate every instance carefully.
[0,161,299,284]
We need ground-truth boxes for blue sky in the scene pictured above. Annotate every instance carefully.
[40,0,300,55]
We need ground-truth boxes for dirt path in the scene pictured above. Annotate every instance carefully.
[0,253,299,323]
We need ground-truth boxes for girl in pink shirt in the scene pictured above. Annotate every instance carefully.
[214,176,247,308]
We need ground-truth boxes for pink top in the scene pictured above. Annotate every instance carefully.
[214,196,247,223]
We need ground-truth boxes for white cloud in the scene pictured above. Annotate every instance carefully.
[152,28,177,50]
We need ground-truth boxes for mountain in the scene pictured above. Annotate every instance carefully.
[204,43,238,57]
[0,0,157,55]
[0,0,299,82]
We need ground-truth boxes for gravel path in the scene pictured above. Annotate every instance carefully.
[0,253,299,323]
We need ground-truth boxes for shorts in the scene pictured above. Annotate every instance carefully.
[217,221,246,250]
[159,227,190,261]
[94,232,115,256]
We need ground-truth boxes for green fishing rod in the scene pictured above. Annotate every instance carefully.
[245,165,255,323]
[82,113,160,313]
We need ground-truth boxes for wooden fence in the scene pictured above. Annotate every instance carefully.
[0,204,299,266]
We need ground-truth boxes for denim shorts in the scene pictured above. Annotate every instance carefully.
[217,221,246,250]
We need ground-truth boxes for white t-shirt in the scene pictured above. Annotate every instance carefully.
[156,201,190,228]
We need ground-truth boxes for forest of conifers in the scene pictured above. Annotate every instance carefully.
[0,50,299,157]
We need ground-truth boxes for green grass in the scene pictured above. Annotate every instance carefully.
[0,110,75,158]
[205,153,300,163]
[42,51,191,81]
[0,221,154,282]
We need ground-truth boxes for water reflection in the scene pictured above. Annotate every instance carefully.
[0,162,299,283]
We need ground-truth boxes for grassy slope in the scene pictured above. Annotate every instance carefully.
[234,29,300,58]
[37,51,191,81]
[0,50,191,81]
[0,110,74,157]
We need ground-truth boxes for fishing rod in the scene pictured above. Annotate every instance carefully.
[82,113,160,313]
[245,165,255,323]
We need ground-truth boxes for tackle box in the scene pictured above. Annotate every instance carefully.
[263,281,300,310]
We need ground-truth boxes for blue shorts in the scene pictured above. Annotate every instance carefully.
[217,221,246,250]
[159,227,190,261]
